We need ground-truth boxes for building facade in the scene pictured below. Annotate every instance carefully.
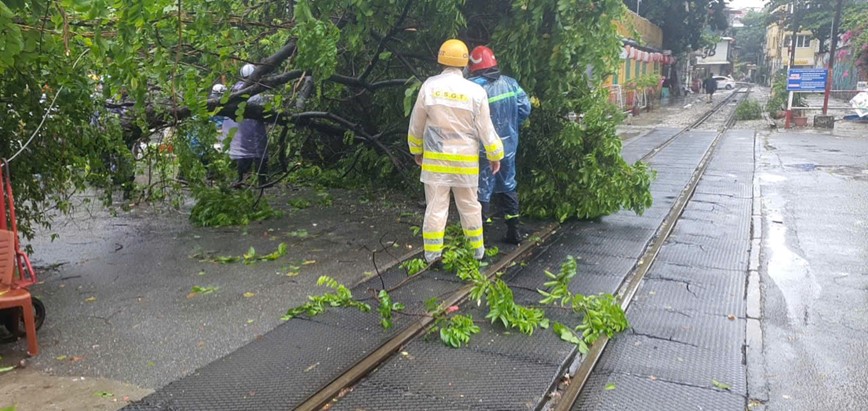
[606,10,668,110]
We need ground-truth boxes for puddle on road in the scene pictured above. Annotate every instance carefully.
[760,173,787,183]
[783,163,868,181]
[788,163,817,172]
[765,207,822,327]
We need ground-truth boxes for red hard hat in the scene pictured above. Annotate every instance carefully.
[469,46,497,73]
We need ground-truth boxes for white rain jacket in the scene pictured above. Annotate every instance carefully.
[407,67,504,188]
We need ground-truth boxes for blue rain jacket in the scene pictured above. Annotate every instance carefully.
[470,74,531,202]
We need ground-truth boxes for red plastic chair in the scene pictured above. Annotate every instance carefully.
[0,159,40,355]
[0,159,37,288]
[0,229,38,355]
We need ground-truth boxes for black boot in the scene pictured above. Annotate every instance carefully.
[480,201,493,225]
[505,218,523,245]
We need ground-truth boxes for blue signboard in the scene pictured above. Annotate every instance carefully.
[787,68,828,92]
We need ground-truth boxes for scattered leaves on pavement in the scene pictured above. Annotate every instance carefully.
[84,296,96,302]
[712,379,731,391]
[288,229,309,238]
[243,292,256,298]
[188,286,218,298]
[604,383,616,391]
[94,391,114,398]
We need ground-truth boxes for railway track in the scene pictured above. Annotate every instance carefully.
[123,86,753,411]
[293,86,753,411]
[552,85,752,410]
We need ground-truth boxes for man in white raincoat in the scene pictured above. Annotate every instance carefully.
[407,39,505,264]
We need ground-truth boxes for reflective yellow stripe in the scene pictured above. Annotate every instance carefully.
[485,143,501,152]
[423,231,444,240]
[463,227,483,237]
[408,135,423,145]
[488,91,516,104]
[468,239,484,249]
[424,152,478,162]
[422,164,478,175]
[424,243,444,252]
[486,151,504,161]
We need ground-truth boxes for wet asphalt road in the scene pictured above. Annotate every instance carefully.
[1,189,420,390]
[757,130,868,410]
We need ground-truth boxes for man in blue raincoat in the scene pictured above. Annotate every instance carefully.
[468,46,531,244]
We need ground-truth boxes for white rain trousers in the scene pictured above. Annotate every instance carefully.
[407,67,504,262]
[423,185,483,262]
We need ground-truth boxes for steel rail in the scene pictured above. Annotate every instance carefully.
[553,86,753,411]
[296,222,560,411]
[637,88,746,163]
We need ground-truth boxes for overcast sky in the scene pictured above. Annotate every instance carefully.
[728,0,768,9]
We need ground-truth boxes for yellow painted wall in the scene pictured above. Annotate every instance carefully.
[766,20,819,69]
[615,10,663,48]
[606,9,664,89]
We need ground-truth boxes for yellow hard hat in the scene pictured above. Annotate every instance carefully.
[438,39,469,68]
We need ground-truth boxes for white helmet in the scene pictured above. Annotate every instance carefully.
[240,64,255,78]
[211,83,227,94]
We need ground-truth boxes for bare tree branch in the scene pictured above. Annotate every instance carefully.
[359,0,416,81]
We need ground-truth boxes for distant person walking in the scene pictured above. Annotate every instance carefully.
[703,74,718,104]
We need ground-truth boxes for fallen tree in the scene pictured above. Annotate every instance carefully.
[2,0,653,236]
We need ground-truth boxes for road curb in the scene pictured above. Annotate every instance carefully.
[746,128,769,406]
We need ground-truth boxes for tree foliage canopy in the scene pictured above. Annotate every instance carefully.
[2,0,654,238]
[623,0,729,54]
[767,0,868,54]
[843,3,868,72]
[734,10,768,66]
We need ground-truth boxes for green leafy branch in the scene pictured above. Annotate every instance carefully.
[441,226,547,336]
[194,242,288,264]
[538,256,628,353]
[190,188,281,228]
[399,258,427,276]
[424,298,478,348]
[438,314,480,348]
[486,279,549,335]
[280,226,628,352]
[377,290,405,330]
[282,275,371,320]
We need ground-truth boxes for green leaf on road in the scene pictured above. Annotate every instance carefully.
[0,366,14,374]
[94,391,114,398]
[712,379,731,391]
[604,382,616,391]
[553,322,581,345]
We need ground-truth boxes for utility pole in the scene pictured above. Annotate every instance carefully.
[785,0,800,128]
[788,0,800,68]
[822,0,845,115]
